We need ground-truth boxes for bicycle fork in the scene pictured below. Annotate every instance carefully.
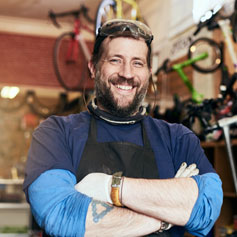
[218,115,237,194]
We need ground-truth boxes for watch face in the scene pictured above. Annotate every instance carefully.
[112,171,123,186]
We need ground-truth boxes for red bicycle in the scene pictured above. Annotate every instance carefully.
[49,5,95,92]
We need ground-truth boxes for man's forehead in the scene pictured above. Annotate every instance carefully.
[101,37,148,59]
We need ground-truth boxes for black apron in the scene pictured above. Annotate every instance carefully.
[77,116,172,236]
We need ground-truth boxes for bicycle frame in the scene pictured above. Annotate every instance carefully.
[115,0,140,19]
[67,18,92,62]
[172,52,208,103]
[49,6,94,62]
[218,18,237,72]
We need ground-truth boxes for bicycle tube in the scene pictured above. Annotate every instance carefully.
[172,66,203,103]
[218,19,237,68]
[122,0,139,20]
[95,0,116,35]
[53,32,92,91]
[188,37,223,73]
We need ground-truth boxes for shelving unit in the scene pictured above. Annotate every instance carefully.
[201,139,237,236]
[0,179,29,230]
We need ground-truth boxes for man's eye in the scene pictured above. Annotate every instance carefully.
[133,61,144,67]
[109,58,121,64]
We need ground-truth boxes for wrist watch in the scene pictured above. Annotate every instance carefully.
[156,221,172,233]
[111,171,123,207]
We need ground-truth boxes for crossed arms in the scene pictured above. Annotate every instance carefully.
[28,164,223,236]
[84,174,198,236]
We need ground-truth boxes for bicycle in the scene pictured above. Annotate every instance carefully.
[95,0,144,35]
[49,5,95,92]
[155,52,214,104]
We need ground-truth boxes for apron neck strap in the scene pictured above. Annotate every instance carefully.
[89,116,151,148]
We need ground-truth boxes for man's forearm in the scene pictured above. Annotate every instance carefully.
[85,199,162,237]
[121,177,198,226]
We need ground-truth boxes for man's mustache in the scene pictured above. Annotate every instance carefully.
[109,76,140,87]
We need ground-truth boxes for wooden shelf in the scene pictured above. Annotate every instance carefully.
[224,192,237,198]
[0,179,23,185]
[0,203,29,209]
[201,139,237,148]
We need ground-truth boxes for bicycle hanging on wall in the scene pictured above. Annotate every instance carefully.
[49,5,95,92]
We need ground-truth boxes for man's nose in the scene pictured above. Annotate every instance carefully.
[118,63,134,79]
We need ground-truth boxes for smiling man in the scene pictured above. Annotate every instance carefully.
[23,19,223,237]
[90,36,150,117]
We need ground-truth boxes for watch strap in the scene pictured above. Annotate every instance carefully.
[111,171,123,207]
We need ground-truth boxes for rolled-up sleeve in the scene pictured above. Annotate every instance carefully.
[186,172,223,236]
[28,169,92,237]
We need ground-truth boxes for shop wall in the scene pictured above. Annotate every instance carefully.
[0,31,93,89]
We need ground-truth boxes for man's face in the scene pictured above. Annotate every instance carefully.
[89,37,151,117]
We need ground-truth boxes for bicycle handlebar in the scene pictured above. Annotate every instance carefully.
[193,11,220,36]
[218,114,237,127]
[202,113,237,135]
[48,5,94,28]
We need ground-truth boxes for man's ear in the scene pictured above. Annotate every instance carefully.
[88,60,96,79]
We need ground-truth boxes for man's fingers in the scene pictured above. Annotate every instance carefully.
[176,164,199,178]
[189,168,199,176]
[179,164,196,177]
[175,162,187,178]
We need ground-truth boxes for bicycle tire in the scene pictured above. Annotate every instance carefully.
[53,32,93,92]
[188,37,223,73]
[95,0,117,35]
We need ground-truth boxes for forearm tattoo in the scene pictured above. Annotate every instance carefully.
[91,200,114,223]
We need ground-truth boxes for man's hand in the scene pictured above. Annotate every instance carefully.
[75,173,113,204]
[175,162,199,178]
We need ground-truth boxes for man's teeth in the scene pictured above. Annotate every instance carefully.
[116,85,133,90]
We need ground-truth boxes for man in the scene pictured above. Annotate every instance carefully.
[23,19,223,236]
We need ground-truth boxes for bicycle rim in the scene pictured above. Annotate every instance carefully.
[95,0,116,35]
[53,32,93,91]
[188,37,223,73]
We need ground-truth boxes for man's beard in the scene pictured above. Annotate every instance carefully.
[94,71,148,117]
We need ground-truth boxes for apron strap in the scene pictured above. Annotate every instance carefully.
[87,116,97,142]
[141,121,152,148]
[89,116,152,149]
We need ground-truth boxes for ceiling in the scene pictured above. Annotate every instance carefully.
[0,0,101,22]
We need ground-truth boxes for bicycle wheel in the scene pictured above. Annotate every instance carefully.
[53,32,93,91]
[95,0,117,35]
[188,37,223,73]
